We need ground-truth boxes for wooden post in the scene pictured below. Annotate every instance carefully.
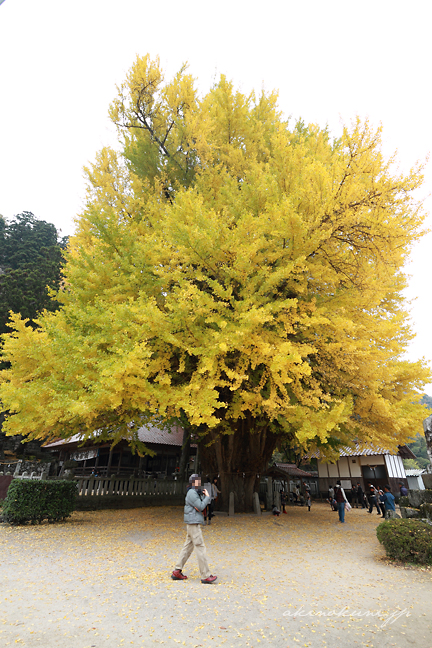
[116,449,123,475]
[107,447,113,476]
[193,445,199,473]
[253,492,261,515]
[229,491,235,516]
[109,476,115,495]
[266,477,273,511]
[178,428,191,480]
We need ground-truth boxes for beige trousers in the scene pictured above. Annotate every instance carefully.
[175,524,211,579]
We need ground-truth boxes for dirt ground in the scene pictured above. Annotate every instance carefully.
[0,501,431,648]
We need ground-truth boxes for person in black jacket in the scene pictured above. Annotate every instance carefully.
[356,482,365,509]
[351,484,359,508]
[367,483,381,515]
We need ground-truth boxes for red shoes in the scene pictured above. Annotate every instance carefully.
[172,570,217,583]
[171,569,188,580]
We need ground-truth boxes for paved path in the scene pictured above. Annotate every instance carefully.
[0,502,431,647]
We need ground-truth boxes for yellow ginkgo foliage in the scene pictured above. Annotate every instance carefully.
[1,55,429,510]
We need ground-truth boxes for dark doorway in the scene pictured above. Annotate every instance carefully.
[361,464,388,490]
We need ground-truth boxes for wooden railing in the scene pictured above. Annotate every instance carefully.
[73,467,175,479]
[75,476,188,499]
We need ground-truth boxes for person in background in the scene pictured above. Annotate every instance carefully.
[378,489,386,518]
[383,485,397,518]
[203,477,212,525]
[272,503,281,516]
[356,482,366,509]
[367,483,381,515]
[334,480,348,523]
[327,486,337,511]
[211,477,221,514]
[351,483,359,508]
[306,491,312,512]
[303,481,311,506]
[399,483,408,497]
[280,489,288,514]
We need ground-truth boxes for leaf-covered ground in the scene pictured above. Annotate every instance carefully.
[0,502,431,647]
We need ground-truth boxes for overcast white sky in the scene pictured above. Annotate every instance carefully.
[1,0,431,393]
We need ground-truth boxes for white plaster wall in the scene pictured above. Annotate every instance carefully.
[407,475,425,490]
[349,458,362,477]
[328,463,339,478]
[338,457,349,478]
[318,462,328,478]
[360,455,384,466]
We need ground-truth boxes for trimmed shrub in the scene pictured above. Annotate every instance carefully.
[2,479,77,525]
[376,518,432,565]
[398,496,409,507]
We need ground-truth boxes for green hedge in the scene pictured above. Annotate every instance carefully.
[376,518,432,565]
[2,479,77,525]
[398,495,409,507]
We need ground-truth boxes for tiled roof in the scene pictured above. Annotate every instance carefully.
[405,469,426,477]
[45,434,81,448]
[137,424,185,446]
[272,463,315,478]
[306,444,416,460]
[45,424,186,449]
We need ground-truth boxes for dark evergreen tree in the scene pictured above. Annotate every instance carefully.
[0,212,67,335]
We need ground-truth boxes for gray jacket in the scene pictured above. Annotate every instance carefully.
[184,487,211,525]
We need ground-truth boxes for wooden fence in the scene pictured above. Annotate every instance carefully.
[74,476,189,510]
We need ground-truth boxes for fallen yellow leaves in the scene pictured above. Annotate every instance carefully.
[0,503,430,648]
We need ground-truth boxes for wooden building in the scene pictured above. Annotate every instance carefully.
[45,424,196,478]
[308,444,414,496]
[266,463,318,494]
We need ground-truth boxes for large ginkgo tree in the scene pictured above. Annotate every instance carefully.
[1,55,429,510]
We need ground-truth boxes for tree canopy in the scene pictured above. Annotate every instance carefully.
[406,431,431,470]
[0,212,67,336]
[0,56,430,508]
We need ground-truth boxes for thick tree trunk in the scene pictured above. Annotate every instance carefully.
[199,419,282,512]
[178,427,191,481]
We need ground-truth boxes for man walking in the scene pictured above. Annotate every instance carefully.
[171,474,218,584]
